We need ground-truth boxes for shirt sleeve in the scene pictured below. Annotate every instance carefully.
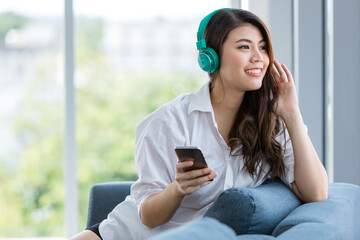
[130,106,186,217]
[277,122,308,188]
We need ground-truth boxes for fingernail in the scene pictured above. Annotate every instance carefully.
[211,172,217,178]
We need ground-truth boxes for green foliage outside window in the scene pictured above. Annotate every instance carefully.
[0,12,28,44]
[0,14,203,236]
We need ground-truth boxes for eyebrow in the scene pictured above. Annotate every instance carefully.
[235,38,266,44]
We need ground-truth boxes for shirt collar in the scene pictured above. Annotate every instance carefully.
[188,82,213,115]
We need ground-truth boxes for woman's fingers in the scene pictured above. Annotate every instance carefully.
[273,59,288,83]
[176,162,214,181]
[272,61,280,76]
[176,160,193,171]
[184,167,213,179]
[271,62,281,83]
[175,160,217,195]
[271,67,280,83]
[281,63,295,84]
[179,172,217,194]
[184,170,217,186]
[176,159,212,176]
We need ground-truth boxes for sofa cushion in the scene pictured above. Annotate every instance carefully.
[275,222,343,240]
[204,178,301,235]
[273,183,360,240]
[148,217,237,240]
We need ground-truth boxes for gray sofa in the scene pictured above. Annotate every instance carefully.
[87,180,360,239]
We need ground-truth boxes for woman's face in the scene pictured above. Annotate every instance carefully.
[218,23,270,93]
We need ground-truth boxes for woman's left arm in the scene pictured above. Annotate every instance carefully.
[283,107,328,202]
[272,59,328,203]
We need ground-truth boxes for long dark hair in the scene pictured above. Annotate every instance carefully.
[205,9,285,181]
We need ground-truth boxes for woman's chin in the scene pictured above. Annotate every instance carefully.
[246,83,263,91]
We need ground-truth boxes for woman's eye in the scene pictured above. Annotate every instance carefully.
[238,45,249,49]
[260,45,267,50]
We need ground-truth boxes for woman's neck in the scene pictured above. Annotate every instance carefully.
[210,79,245,118]
[210,79,245,143]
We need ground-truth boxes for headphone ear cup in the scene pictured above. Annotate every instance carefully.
[198,47,220,73]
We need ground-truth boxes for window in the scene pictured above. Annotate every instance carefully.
[0,0,230,237]
[0,1,64,237]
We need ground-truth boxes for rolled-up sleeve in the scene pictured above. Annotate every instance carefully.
[130,106,185,216]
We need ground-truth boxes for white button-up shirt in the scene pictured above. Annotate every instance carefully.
[99,83,295,240]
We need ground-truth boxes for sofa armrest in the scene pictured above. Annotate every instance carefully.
[273,182,360,240]
[86,181,134,227]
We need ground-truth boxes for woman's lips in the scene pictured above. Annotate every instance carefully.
[245,68,262,77]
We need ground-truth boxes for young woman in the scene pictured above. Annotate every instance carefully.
[71,8,328,240]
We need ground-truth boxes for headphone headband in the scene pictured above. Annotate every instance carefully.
[196,8,230,73]
[196,8,230,50]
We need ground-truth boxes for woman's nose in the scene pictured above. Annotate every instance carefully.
[251,49,263,62]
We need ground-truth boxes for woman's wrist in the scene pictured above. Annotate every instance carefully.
[140,181,186,228]
[281,108,304,131]
[281,107,302,124]
[171,181,187,198]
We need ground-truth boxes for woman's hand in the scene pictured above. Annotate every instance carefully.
[140,160,217,228]
[272,59,299,120]
[174,160,217,197]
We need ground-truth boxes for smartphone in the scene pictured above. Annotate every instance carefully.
[174,146,208,172]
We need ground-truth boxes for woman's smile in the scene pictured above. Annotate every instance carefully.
[245,68,263,77]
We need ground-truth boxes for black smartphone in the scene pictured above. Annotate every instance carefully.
[174,146,208,172]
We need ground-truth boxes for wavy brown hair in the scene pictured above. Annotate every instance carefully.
[205,9,286,182]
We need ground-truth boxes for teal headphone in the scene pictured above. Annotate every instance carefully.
[196,8,230,73]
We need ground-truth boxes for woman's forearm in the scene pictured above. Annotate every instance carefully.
[140,181,185,228]
[140,161,216,228]
[283,108,328,203]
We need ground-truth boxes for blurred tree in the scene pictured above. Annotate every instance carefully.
[0,15,204,236]
[0,12,29,44]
